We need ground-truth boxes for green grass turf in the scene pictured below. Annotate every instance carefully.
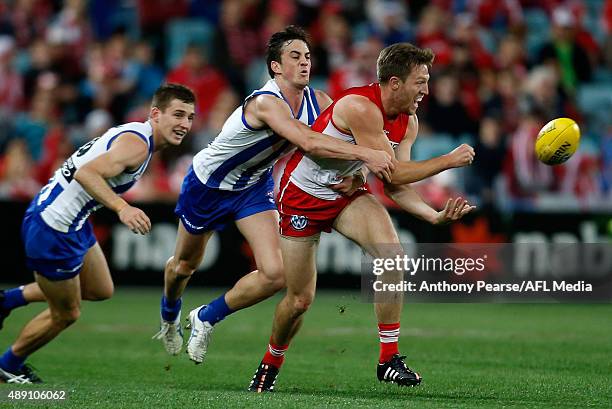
[0,287,610,408]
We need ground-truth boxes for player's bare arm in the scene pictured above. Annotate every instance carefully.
[389,115,475,184]
[314,89,333,112]
[316,88,363,196]
[333,94,399,157]
[74,133,152,234]
[244,94,394,181]
[384,130,476,224]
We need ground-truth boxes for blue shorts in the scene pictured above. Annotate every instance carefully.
[21,209,97,281]
[175,167,277,234]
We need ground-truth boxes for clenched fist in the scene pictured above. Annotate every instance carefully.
[445,144,475,168]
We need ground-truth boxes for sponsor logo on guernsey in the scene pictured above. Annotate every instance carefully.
[267,190,275,204]
[290,215,308,231]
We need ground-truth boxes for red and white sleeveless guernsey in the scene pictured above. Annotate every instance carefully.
[278,83,410,237]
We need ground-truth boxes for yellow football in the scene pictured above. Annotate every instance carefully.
[535,118,581,165]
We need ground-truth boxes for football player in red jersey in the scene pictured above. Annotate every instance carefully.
[249,43,476,392]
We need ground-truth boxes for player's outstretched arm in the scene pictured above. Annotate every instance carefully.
[74,133,152,234]
[385,184,475,224]
[390,116,475,185]
[384,133,475,224]
[249,94,394,182]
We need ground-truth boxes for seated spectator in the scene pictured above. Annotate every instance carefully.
[13,90,56,161]
[466,116,507,209]
[0,36,23,116]
[0,139,41,200]
[327,37,382,100]
[537,7,593,95]
[125,40,165,102]
[415,4,451,66]
[503,112,554,199]
[423,71,478,137]
[166,44,229,123]
[365,0,413,46]
[520,65,568,121]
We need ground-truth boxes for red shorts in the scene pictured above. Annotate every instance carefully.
[278,181,368,237]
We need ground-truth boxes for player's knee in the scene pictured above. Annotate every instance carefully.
[52,306,81,328]
[290,293,314,315]
[173,258,198,279]
[260,264,285,293]
[83,282,114,301]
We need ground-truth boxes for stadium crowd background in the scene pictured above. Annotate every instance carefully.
[0,0,610,214]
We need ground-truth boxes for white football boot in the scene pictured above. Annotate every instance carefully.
[186,305,214,364]
[152,312,184,355]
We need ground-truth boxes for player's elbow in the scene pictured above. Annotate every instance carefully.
[74,165,98,185]
[383,182,402,196]
[73,167,86,184]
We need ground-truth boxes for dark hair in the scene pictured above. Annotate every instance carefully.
[151,83,196,111]
[377,43,435,83]
[266,25,311,78]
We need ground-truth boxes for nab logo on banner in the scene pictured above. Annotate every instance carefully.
[290,215,308,230]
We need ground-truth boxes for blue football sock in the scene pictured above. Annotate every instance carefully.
[160,296,182,322]
[0,347,26,373]
[198,294,233,325]
[2,286,27,310]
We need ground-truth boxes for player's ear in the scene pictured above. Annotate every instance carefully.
[271,60,282,76]
[390,76,401,91]
[150,106,161,122]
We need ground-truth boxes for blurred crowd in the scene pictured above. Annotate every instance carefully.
[0,0,610,212]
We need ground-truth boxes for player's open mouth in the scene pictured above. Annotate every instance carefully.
[173,130,186,139]
[413,95,424,108]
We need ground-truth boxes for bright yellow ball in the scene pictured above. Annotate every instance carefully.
[535,118,581,165]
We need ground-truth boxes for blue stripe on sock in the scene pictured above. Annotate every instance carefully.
[198,294,233,325]
[0,347,26,373]
[161,296,182,322]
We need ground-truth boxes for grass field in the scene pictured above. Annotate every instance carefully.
[0,287,610,408]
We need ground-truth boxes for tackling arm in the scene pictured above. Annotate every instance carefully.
[314,89,333,112]
[247,94,394,181]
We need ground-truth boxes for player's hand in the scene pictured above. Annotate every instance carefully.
[364,149,395,183]
[330,174,366,197]
[445,144,475,168]
[434,197,476,225]
[118,205,152,234]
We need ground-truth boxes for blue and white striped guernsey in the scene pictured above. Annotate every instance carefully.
[33,121,154,233]
[193,79,321,191]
